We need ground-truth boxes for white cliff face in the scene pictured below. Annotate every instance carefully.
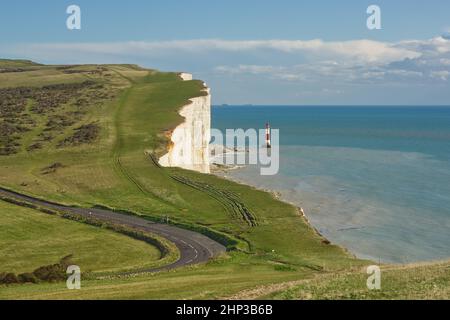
[179,73,193,81]
[159,74,211,174]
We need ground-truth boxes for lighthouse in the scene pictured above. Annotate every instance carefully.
[265,122,272,149]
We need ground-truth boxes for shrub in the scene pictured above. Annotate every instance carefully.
[0,273,19,284]
[0,250,75,286]
[18,273,38,284]
[58,123,100,147]
[60,255,74,269]
[33,264,64,282]
[32,255,74,282]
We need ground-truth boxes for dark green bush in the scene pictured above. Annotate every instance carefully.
[32,255,74,282]
[0,273,19,284]
[32,264,65,282]
[18,273,38,283]
[0,255,77,285]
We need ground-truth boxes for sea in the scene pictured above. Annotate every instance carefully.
[212,106,450,263]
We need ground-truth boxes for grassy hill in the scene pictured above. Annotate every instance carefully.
[0,60,447,299]
[0,200,162,275]
[0,59,41,68]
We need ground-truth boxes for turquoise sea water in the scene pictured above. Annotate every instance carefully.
[212,106,450,263]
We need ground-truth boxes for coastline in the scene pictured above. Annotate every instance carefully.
[155,87,359,264]
[159,109,358,262]
[212,162,450,265]
[209,143,448,264]
[211,164,359,262]
[158,81,449,266]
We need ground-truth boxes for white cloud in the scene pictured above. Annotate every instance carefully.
[8,38,421,65]
[362,71,386,80]
[211,35,450,85]
[398,36,450,55]
[2,35,449,97]
[387,69,423,78]
[215,65,281,75]
[440,58,450,66]
[430,70,450,81]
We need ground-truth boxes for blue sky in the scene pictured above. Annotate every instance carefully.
[1,0,450,105]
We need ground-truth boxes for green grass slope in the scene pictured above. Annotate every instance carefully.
[0,200,162,275]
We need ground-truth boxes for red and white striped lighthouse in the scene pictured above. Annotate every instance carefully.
[265,122,272,148]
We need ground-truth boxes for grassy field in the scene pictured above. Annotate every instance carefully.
[0,59,447,299]
[264,261,450,300]
[0,200,162,275]
[0,257,447,300]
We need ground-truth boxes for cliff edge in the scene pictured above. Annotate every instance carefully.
[159,73,211,174]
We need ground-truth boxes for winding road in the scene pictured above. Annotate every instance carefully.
[0,187,226,273]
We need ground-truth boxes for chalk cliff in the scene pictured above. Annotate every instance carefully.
[159,73,211,174]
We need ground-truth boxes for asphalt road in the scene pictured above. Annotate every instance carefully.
[0,187,226,273]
